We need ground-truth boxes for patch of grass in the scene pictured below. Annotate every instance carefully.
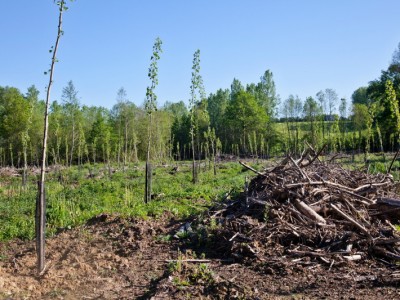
[0,248,8,261]
[155,234,172,242]
[169,258,215,288]
[46,289,67,298]
[338,152,400,179]
[0,161,253,241]
[188,263,214,285]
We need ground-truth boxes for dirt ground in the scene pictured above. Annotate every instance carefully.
[1,213,399,300]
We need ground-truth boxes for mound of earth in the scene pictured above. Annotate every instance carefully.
[0,215,398,299]
[1,154,400,299]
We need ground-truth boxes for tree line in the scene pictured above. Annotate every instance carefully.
[1,43,400,167]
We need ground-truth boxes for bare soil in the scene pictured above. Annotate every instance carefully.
[1,213,399,299]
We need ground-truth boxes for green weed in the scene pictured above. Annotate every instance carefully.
[155,234,172,242]
[189,263,214,285]
[0,161,250,241]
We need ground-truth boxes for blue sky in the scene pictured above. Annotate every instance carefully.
[1,1,400,112]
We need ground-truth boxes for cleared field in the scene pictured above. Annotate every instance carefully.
[0,160,259,241]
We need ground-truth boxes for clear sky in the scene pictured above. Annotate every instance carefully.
[1,1,400,112]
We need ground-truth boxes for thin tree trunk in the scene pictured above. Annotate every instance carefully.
[145,113,153,203]
[191,130,197,183]
[285,121,291,154]
[117,116,122,167]
[310,119,314,147]
[124,120,128,169]
[69,120,75,166]
[36,0,64,274]
[65,135,69,166]
[22,147,28,188]
[211,139,216,176]
[145,162,152,202]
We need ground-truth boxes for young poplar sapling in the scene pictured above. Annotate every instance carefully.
[189,49,206,183]
[36,0,69,274]
[144,37,162,203]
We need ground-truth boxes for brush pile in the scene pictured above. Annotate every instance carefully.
[206,148,400,268]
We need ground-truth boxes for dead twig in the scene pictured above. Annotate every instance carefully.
[239,161,265,176]
[330,203,370,236]
[387,148,400,175]
[301,143,327,167]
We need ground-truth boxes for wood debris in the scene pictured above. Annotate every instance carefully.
[207,149,400,266]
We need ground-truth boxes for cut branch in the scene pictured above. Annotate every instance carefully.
[330,204,370,235]
[301,143,327,167]
[387,148,400,174]
[239,161,265,176]
[293,198,326,224]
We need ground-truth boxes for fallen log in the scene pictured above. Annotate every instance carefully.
[377,197,400,207]
[374,238,400,245]
[373,247,400,260]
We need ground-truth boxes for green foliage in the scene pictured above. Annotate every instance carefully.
[163,101,188,118]
[3,41,400,165]
[385,80,400,140]
[207,88,229,137]
[0,87,31,153]
[352,104,369,131]
[230,78,244,101]
[188,263,214,285]
[282,95,303,154]
[145,37,163,115]
[352,86,369,105]
[168,251,214,288]
[225,91,268,154]
[302,96,321,146]
[365,79,400,150]
[256,70,279,118]
[61,80,82,165]
[0,161,249,241]
[189,49,207,182]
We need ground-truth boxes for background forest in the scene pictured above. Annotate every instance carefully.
[1,43,400,168]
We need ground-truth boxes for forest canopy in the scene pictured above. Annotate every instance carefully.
[1,43,400,167]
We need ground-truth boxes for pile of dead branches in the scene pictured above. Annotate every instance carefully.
[207,148,400,266]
